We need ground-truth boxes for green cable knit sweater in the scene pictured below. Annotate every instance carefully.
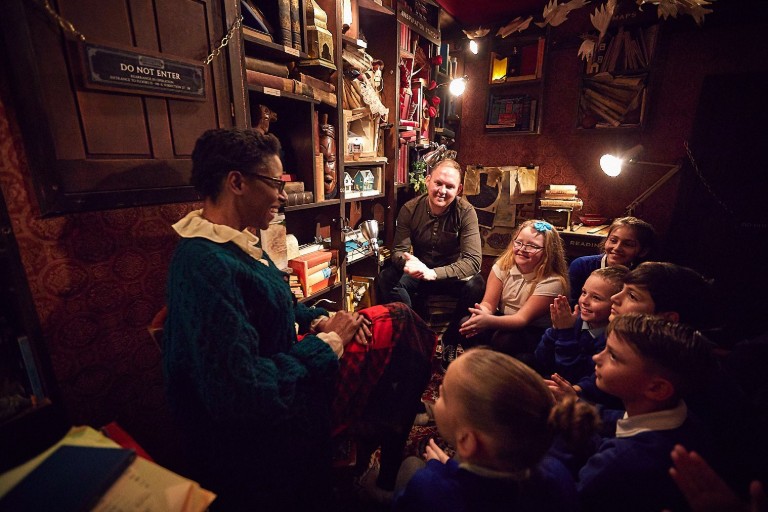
[163,237,340,507]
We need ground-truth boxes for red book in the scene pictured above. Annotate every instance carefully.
[287,249,335,284]
[306,269,338,296]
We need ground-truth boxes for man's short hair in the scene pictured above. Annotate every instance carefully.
[430,158,464,182]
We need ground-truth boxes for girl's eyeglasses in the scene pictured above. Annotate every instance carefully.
[512,240,544,253]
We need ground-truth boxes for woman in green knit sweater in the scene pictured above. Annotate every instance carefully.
[163,128,436,510]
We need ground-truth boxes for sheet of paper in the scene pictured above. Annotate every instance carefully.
[0,426,215,511]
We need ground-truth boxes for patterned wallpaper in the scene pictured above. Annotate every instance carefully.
[0,97,198,462]
[455,20,766,240]
[0,12,765,466]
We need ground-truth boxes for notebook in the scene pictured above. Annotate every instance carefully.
[0,445,136,512]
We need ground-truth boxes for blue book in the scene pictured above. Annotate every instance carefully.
[16,336,44,402]
[0,445,136,512]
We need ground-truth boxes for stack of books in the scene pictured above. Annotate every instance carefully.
[287,272,304,300]
[539,184,584,210]
[539,185,584,230]
[287,249,338,297]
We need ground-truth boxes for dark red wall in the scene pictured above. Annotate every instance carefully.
[455,12,768,239]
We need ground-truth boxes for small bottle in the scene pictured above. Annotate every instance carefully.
[506,47,520,78]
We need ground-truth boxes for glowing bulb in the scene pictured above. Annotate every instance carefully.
[449,77,466,96]
[469,40,478,54]
[600,154,623,177]
[342,0,353,27]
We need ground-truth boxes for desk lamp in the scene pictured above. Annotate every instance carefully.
[600,144,682,216]
[360,219,380,260]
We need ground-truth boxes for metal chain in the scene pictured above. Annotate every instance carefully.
[684,140,736,219]
[35,0,241,66]
[39,0,85,41]
[203,14,243,65]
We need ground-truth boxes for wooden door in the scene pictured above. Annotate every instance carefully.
[0,0,243,215]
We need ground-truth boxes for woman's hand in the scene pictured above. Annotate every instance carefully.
[550,295,578,330]
[323,311,364,346]
[544,373,579,403]
[459,303,494,337]
[423,438,450,464]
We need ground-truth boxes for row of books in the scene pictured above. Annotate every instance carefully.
[278,180,314,206]
[245,62,337,107]
[486,95,537,132]
[240,0,300,50]
[588,24,659,76]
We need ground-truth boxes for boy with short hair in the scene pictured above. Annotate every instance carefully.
[546,261,714,406]
[575,313,716,512]
[534,266,628,384]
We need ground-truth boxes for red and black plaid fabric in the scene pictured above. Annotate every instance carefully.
[331,302,437,437]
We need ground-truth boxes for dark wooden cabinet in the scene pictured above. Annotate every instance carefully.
[0,0,239,215]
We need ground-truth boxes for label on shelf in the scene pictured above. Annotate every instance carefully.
[284,46,300,57]
[263,87,281,97]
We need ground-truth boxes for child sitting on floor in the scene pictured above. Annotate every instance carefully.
[534,266,628,384]
[572,313,716,512]
[546,261,714,407]
[392,347,599,512]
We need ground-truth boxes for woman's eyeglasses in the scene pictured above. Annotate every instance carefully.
[512,240,544,253]
[249,174,286,193]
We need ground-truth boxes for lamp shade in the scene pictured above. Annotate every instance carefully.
[599,144,644,177]
[597,144,681,215]
[600,154,623,177]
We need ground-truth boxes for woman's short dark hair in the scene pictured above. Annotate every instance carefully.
[190,128,281,200]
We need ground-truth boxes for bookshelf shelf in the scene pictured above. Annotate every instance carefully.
[298,282,343,303]
[247,85,320,103]
[228,0,446,311]
[485,30,548,135]
[284,198,341,212]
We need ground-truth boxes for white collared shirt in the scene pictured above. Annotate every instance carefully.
[616,400,688,438]
[581,322,606,339]
[172,209,268,265]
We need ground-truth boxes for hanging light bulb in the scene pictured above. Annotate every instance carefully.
[469,39,479,54]
[342,0,353,33]
[449,76,468,96]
